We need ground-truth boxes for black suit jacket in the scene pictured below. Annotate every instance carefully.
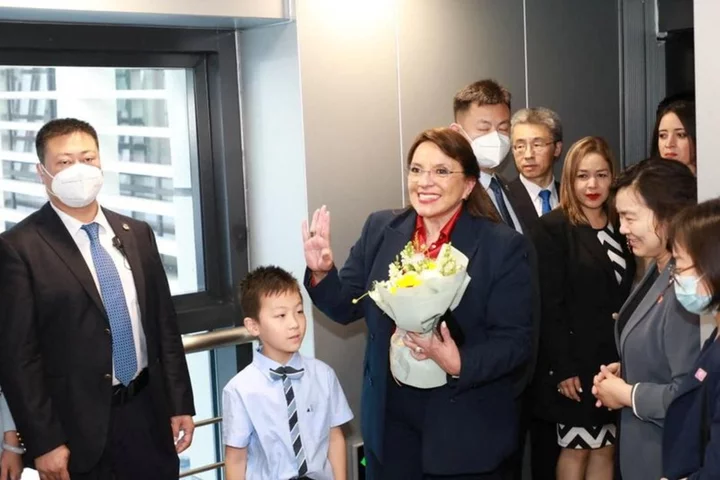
[493,174,542,397]
[0,203,194,470]
[507,176,561,235]
[530,209,635,426]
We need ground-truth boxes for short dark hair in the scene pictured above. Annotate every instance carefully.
[406,128,500,222]
[238,266,302,321]
[453,79,511,119]
[612,158,697,246]
[669,197,720,312]
[35,118,99,164]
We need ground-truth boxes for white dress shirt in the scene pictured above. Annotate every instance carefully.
[479,171,523,234]
[50,203,147,385]
[223,349,353,480]
[0,387,16,437]
[519,174,559,217]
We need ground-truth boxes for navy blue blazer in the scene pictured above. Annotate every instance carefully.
[305,207,533,475]
[663,328,720,480]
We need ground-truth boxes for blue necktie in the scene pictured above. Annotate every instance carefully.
[489,177,516,230]
[270,366,308,476]
[82,223,137,386]
[539,189,553,215]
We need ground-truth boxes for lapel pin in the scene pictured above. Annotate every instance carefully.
[122,223,130,231]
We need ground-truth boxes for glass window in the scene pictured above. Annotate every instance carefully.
[180,350,221,480]
[117,99,168,128]
[3,191,46,212]
[2,160,40,183]
[115,68,165,90]
[0,66,204,296]
[118,136,171,165]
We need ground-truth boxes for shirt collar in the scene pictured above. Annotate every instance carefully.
[479,170,494,190]
[50,202,113,238]
[519,174,556,201]
[252,347,304,380]
[413,206,462,257]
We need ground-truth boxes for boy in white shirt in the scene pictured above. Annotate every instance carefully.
[223,266,353,480]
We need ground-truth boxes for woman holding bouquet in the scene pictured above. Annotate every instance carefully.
[303,128,534,479]
[530,137,635,480]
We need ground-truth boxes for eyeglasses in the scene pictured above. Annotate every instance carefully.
[512,140,555,154]
[407,166,464,180]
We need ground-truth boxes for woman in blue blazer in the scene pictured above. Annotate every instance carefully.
[0,385,23,480]
[662,198,720,480]
[303,128,533,479]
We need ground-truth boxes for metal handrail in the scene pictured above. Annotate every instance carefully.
[178,327,254,478]
[182,326,254,354]
[194,416,223,428]
[179,461,225,478]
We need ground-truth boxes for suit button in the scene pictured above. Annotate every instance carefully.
[104,373,112,380]
[368,378,374,386]
[370,334,375,341]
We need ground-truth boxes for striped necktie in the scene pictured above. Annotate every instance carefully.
[270,366,308,476]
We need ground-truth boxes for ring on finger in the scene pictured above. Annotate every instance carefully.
[415,346,423,354]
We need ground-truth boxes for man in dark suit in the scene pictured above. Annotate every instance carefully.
[0,118,195,480]
[507,107,564,235]
[451,81,547,479]
[450,79,524,235]
[506,108,564,480]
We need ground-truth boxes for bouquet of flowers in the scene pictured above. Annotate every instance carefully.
[355,241,471,388]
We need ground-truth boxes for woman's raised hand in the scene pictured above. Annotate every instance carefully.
[302,205,334,282]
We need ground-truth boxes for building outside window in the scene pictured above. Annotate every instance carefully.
[1,65,218,479]
[0,66,203,295]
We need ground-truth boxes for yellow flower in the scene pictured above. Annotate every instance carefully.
[395,272,422,289]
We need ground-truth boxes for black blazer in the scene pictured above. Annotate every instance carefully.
[306,207,533,475]
[507,176,561,235]
[530,209,635,426]
[0,203,195,470]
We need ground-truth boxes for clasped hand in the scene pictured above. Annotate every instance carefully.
[591,362,632,410]
[402,322,461,377]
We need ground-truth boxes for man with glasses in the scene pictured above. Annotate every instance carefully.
[507,108,564,234]
[507,108,564,480]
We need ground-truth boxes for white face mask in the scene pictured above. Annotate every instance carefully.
[465,130,511,169]
[40,162,104,208]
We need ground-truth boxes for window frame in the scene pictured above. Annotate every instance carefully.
[0,22,248,334]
